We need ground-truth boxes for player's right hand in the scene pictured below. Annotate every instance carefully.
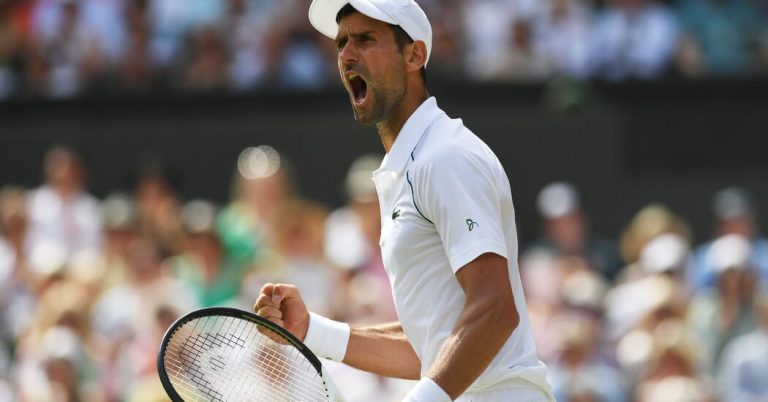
[253,283,310,341]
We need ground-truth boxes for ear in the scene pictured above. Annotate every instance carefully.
[404,40,427,73]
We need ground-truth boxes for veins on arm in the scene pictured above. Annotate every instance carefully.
[427,253,519,399]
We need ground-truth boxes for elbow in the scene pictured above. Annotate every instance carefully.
[496,304,519,336]
[475,298,519,337]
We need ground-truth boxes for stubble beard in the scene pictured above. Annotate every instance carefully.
[352,80,406,127]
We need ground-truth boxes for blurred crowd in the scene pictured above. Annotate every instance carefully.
[2,0,768,99]
[1,143,767,402]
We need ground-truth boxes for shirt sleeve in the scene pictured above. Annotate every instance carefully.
[412,144,509,273]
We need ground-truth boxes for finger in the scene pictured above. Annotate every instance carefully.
[255,305,283,320]
[268,318,284,328]
[258,325,288,345]
[253,293,275,311]
[271,284,299,305]
[260,283,275,297]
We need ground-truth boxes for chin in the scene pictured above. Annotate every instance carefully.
[352,107,376,126]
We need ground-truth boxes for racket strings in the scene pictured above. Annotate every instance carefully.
[165,336,324,401]
[163,315,330,401]
[165,317,318,401]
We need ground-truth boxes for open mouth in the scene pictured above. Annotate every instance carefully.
[348,73,368,105]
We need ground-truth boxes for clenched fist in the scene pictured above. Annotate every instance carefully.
[253,283,310,342]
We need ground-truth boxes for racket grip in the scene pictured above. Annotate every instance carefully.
[304,312,350,362]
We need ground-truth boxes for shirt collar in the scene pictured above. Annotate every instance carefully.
[378,97,444,173]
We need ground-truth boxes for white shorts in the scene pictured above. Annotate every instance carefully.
[457,384,552,402]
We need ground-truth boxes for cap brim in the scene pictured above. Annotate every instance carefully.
[309,0,397,39]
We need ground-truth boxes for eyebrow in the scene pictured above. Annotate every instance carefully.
[335,30,375,48]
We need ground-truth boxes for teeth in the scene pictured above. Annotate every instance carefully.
[349,73,359,80]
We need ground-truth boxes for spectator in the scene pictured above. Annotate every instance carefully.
[169,199,246,307]
[15,277,99,401]
[524,182,623,281]
[222,0,274,91]
[180,26,231,92]
[688,234,760,373]
[325,154,382,273]
[718,293,768,401]
[0,187,26,271]
[89,236,196,398]
[461,0,529,80]
[276,26,332,89]
[520,249,566,362]
[758,0,768,73]
[634,336,713,402]
[548,313,627,402]
[124,306,181,401]
[547,268,627,402]
[270,199,340,317]
[688,187,768,291]
[25,145,102,268]
[118,0,162,93]
[1,0,767,97]
[100,192,137,287]
[132,154,186,256]
[0,0,28,99]
[30,0,125,97]
[419,0,463,79]
[588,0,679,80]
[618,203,692,273]
[676,0,761,76]
[534,0,593,79]
[616,233,690,284]
[219,145,295,255]
[324,154,397,323]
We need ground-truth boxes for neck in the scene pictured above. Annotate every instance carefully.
[376,88,429,152]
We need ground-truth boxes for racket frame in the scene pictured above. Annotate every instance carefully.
[157,306,325,402]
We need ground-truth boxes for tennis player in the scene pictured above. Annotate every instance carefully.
[255,0,553,400]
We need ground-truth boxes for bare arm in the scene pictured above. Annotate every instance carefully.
[427,252,520,399]
[254,284,421,379]
[344,322,421,379]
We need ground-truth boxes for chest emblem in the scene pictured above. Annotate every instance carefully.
[392,209,402,220]
[466,219,479,231]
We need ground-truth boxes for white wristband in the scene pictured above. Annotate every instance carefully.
[403,377,451,402]
[303,312,350,362]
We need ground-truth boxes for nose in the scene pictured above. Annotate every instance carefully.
[338,42,357,70]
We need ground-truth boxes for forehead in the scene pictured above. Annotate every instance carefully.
[335,11,392,38]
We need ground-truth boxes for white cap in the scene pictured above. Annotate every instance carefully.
[309,0,432,64]
[537,181,580,219]
[640,233,690,274]
[706,234,751,273]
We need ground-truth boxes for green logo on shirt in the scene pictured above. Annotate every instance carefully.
[392,209,401,220]
[466,219,478,231]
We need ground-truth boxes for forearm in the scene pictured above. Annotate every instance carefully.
[343,321,421,379]
[427,301,519,399]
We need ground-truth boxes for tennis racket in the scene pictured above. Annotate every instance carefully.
[157,306,346,402]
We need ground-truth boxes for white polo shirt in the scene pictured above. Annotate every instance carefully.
[372,97,550,394]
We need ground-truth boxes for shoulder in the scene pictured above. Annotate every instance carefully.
[413,117,500,175]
